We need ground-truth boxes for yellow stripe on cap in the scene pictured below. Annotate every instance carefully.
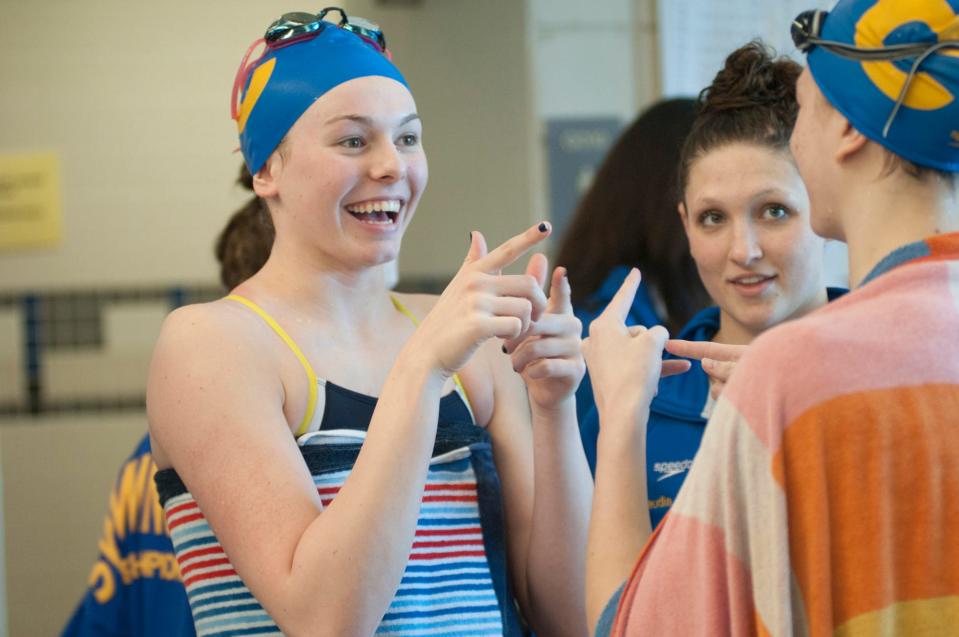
[237,58,277,134]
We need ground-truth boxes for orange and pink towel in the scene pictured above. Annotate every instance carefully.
[609,234,959,636]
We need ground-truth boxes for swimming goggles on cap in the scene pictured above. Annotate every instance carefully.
[231,7,390,122]
[791,9,959,137]
[264,7,388,53]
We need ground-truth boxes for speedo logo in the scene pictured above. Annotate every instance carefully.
[653,459,694,481]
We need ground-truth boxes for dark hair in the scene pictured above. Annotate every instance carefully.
[555,98,709,333]
[214,164,275,289]
[678,41,801,198]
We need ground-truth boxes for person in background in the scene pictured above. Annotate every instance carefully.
[62,165,272,637]
[582,41,844,538]
[554,98,710,469]
[585,0,959,634]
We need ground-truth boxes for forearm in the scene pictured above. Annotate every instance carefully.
[586,405,652,635]
[277,350,448,634]
[524,396,592,636]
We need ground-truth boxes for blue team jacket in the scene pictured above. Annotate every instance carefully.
[581,288,846,529]
[62,435,195,637]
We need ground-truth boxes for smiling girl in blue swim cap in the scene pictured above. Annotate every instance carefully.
[147,9,591,635]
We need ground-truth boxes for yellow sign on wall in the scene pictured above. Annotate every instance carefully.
[0,152,62,250]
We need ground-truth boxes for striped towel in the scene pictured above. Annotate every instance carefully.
[157,422,524,636]
[606,233,959,636]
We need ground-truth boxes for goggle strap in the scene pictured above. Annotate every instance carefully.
[794,9,955,60]
[883,40,959,138]
[317,6,349,27]
[231,38,267,121]
[813,39,943,61]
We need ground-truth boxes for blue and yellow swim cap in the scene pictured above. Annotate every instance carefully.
[793,0,959,172]
[232,12,408,174]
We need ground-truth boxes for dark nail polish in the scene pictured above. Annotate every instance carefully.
[538,222,548,233]
[502,345,508,354]
[468,231,473,243]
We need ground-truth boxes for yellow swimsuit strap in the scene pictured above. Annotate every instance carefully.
[227,294,473,435]
[389,296,473,412]
[226,294,318,437]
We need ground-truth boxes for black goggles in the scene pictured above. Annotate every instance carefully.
[791,9,959,137]
[264,7,388,54]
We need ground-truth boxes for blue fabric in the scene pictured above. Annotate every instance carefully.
[860,239,933,285]
[321,382,473,431]
[643,307,719,528]
[594,583,624,637]
[581,288,847,528]
[806,0,959,171]
[238,26,408,173]
[573,266,664,473]
[470,441,527,635]
[62,435,195,637]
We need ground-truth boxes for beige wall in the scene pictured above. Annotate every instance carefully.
[0,2,287,290]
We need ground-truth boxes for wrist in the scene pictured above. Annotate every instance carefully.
[595,403,649,446]
[594,390,651,425]
[529,395,577,424]
[394,344,450,393]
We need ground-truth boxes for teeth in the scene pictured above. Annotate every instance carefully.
[736,276,768,285]
[346,199,401,214]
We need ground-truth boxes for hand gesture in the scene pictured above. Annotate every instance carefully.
[504,266,585,411]
[582,269,689,421]
[412,223,552,377]
[664,340,747,400]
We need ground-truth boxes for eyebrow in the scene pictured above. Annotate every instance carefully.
[691,189,792,210]
[749,188,788,203]
[324,113,420,126]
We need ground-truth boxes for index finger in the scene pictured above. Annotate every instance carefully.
[596,268,641,325]
[665,339,746,363]
[475,222,551,273]
[546,266,572,315]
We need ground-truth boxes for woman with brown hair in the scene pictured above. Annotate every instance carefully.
[584,41,834,634]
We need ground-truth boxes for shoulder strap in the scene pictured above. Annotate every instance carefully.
[226,294,318,437]
[390,295,473,414]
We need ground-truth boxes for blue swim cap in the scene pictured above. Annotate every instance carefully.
[798,0,959,172]
[233,19,408,174]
